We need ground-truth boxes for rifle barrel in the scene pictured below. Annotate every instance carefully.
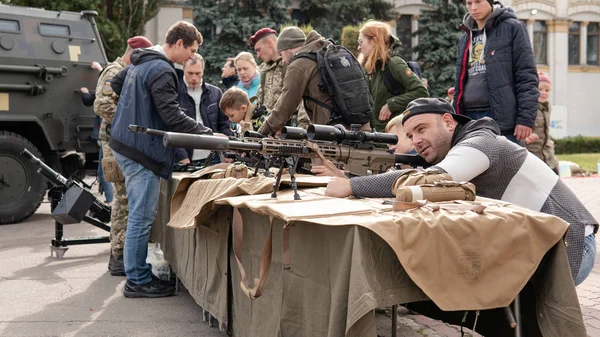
[128,124,166,136]
[22,148,68,186]
[163,132,263,152]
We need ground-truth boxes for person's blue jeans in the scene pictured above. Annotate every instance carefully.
[113,150,161,285]
[97,145,114,203]
[463,110,524,146]
[575,234,597,286]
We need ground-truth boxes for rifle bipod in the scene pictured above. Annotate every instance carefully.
[271,156,301,200]
[48,187,111,259]
[252,155,271,178]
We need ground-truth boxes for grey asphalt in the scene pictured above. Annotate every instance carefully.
[0,201,223,337]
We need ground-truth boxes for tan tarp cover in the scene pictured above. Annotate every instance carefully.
[168,164,334,230]
[152,174,586,337]
[216,187,569,311]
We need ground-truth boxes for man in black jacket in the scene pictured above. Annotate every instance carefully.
[175,54,231,165]
[453,0,539,144]
[109,21,210,298]
[221,58,239,89]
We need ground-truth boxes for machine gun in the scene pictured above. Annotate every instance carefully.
[21,148,111,258]
[129,124,428,200]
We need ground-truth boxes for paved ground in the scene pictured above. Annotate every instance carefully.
[0,176,598,336]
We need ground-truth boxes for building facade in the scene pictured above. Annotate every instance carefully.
[143,0,194,46]
[390,0,600,138]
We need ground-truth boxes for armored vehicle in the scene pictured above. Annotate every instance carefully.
[0,4,108,224]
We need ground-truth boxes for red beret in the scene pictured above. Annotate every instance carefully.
[127,36,153,49]
[248,28,277,48]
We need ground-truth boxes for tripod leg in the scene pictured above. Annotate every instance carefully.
[263,157,271,177]
[286,157,301,200]
[391,305,398,337]
[252,156,262,177]
[271,159,285,198]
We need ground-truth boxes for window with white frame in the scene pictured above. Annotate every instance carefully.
[587,22,599,65]
[569,22,580,65]
[533,21,547,64]
[396,15,412,60]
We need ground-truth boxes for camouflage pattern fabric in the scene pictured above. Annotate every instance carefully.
[290,104,311,129]
[257,58,284,112]
[94,57,125,141]
[102,140,128,256]
[258,58,311,129]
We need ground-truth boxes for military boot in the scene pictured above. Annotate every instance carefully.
[108,254,126,276]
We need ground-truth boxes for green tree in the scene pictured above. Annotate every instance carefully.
[280,23,314,36]
[298,0,394,42]
[413,0,466,97]
[98,0,161,60]
[341,24,362,56]
[5,0,161,61]
[192,0,290,87]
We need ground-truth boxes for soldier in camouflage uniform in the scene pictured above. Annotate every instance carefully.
[93,36,153,276]
[249,28,311,129]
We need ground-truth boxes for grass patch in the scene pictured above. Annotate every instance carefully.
[556,153,600,173]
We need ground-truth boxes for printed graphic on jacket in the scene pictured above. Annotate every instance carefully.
[468,33,486,77]
[461,30,490,110]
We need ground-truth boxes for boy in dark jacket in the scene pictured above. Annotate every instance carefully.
[220,87,268,135]
[453,0,539,145]
[109,21,210,298]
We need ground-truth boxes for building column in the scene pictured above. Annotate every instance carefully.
[527,19,535,47]
[580,21,589,65]
[411,15,419,61]
[389,15,399,37]
[547,19,570,138]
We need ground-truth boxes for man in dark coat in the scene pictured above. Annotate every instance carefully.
[453,0,539,144]
[174,54,231,165]
[109,21,210,298]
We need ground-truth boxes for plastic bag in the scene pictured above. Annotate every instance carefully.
[146,243,171,281]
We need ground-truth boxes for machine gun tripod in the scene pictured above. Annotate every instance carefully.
[22,148,111,258]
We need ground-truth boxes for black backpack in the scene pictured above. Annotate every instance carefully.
[291,40,373,125]
[382,57,422,96]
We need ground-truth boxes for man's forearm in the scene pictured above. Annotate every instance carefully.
[350,170,405,198]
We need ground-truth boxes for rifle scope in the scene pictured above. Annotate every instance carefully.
[280,127,308,140]
[307,124,398,145]
[244,130,264,139]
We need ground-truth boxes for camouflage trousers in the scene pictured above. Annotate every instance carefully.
[101,141,129,257]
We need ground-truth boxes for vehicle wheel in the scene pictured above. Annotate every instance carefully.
[61,153,86,181]
[0,131,46,224]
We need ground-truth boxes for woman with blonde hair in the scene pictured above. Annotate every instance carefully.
[358,20,428,131]
[234,51,261,99]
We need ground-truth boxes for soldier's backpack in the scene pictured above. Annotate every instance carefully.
[291,40,373,125]
[382,56,423,96]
